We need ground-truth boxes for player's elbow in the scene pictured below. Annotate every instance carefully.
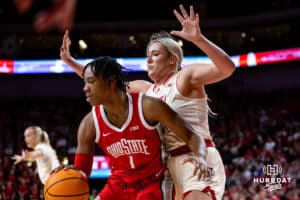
[221,62,236,79]
[225,67,235,78]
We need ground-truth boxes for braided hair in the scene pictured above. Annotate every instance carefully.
[83,56,128,92]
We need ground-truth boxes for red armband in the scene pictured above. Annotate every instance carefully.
[74,153,93,177]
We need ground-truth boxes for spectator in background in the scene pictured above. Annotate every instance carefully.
[60,4,235,200]
[11,126,60,184]
[2,180,16,200]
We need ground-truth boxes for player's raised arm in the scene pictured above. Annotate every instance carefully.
[60,30,85,78]
[171,4,235,86]
[60,30,153,93]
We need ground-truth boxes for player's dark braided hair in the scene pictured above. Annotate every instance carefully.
[83,56,128,92]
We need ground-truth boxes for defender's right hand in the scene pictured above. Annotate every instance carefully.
[60,30,72,62]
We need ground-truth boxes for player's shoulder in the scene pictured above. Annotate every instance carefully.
[128,80,153,93]
[141,95,165,114]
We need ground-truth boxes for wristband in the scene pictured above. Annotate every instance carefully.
[74,153,93,177]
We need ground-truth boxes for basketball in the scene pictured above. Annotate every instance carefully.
[44,167,89,200]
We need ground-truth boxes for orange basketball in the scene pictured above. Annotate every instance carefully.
[44,167,89,200]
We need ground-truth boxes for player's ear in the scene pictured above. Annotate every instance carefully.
[169,54,177,65]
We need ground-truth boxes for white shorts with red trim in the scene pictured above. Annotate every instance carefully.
[167,147,226,200]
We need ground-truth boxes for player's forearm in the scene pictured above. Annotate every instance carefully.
[63,57,84,78]
[25,151,40,161]
[24,157,35,162]
[193,35,235,77]
[16,154,34,162]
[188,134,206,159]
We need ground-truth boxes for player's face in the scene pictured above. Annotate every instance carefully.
[24,129,39,148]
[83,66,111,106]
[146,42,174,83]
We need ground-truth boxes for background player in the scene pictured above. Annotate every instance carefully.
[12,126,61,185]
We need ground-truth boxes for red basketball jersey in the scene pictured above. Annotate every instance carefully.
[92,93,164,182]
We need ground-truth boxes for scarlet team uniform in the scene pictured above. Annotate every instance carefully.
[146,73,226,200]
[92,93,169,200]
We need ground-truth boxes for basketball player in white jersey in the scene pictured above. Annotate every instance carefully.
[60,4,235,200]
[12,126,60,184]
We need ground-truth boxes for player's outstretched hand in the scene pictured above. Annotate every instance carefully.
[170,4,202,43]
[11,154,24,165]
[60,30,73,62]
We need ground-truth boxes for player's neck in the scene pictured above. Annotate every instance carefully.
[103,92,129,128]
[156,71,176,85]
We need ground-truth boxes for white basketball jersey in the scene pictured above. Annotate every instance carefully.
[35,143,60,184]
[146,72,212,151]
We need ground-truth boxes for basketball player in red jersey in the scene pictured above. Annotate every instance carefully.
[74,57,210,200]
[61,4,235,199]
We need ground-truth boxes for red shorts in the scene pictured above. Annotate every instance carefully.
[97,173,164,200]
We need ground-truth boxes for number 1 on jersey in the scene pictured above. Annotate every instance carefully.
[129,155,135,169]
